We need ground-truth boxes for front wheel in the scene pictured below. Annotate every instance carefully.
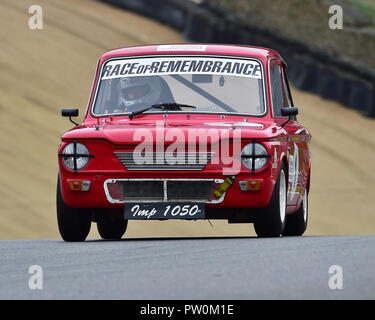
[254,164,287,237]
[56,177,92,242]
[96,210,128,240]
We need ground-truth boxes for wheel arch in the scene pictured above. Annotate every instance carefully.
[306,163,311,194]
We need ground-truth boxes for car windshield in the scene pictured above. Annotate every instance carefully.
[92,56,266,116]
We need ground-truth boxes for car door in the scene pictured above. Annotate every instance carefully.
[270,60,309,206]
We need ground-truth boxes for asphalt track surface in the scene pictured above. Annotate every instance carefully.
[0,236,374,299]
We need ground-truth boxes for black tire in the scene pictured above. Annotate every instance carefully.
[254,163,287,238]
[56,177,92,242]
[96,210,128,240]
[282,191,308,236]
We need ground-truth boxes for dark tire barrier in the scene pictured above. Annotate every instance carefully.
[100,0,375,118]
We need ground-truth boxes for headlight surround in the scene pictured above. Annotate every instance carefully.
[241,143,269,171]
[61,142,90,171]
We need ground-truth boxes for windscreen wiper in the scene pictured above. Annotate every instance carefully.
[128,103,196,119]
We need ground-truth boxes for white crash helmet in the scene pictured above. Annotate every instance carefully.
[119,76,162,110]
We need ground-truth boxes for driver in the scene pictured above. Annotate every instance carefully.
[118,76,162,112]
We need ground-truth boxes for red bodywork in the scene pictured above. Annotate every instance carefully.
[58,44,311,220]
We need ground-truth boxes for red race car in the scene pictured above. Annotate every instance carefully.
[57,44,311,241]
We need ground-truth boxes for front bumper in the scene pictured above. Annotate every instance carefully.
[59,170,276,210]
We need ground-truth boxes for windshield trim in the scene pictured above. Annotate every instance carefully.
[89,54,268,118]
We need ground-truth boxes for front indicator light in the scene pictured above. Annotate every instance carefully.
[239,180,262,191]
[68,180,91,192]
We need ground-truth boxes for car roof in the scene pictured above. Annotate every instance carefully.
[100,44,282,63]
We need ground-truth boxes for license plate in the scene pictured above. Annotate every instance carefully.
[124,202,205,220]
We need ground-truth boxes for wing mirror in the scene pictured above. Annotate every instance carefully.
[280,107,298,127]
[62,108,79,126]
[281,107,298,117]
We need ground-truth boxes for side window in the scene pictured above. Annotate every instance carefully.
[282,67,293,108]
[281,66,297,120]
[270,64,285,117]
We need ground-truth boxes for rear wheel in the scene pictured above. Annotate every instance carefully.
[282,191,308,236]
[56,177,92,242]
[96,210,128,240]
[254,164,287,237]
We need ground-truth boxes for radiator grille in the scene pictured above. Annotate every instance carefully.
[115,152,214,170]
[167,181,212,201]
[104,179,224,203]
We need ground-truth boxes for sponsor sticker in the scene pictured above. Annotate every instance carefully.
[157,44,207,51]
[101,57,262,80]
[272,147,278,169]
[288,142,299,198]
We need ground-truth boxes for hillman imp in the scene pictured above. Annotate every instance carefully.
[57,44,311,241]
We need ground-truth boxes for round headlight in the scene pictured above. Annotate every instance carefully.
[62,142,90,171]
[241,143,269,171]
